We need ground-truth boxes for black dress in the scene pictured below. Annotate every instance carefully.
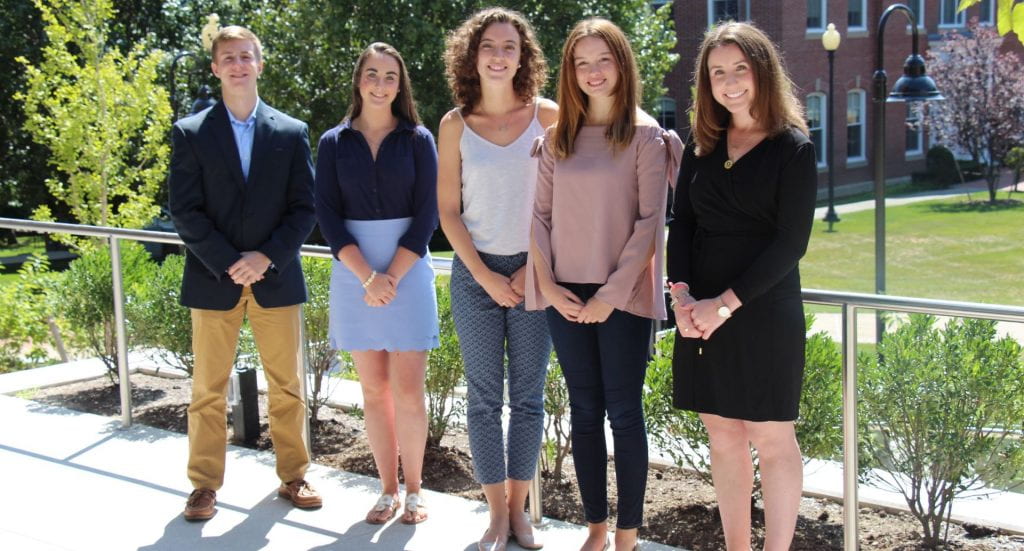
[667,127,817,422]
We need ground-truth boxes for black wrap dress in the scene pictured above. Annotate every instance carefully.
[667,127,817,422]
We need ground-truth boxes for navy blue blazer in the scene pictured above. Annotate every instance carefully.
[168,100,316,310]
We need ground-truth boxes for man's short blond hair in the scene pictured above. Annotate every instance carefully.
[211,25,263,61]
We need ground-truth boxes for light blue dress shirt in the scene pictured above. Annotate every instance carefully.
[226,98,259,181]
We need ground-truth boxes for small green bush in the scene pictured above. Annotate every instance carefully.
[541,351,571,483]
[426,276,465,447]
[301,256,340,429]
[0,254,61,372]
[859,314,1024,547]
[925,145,958,188]
[130,253,193,374]
[55,241,154,382]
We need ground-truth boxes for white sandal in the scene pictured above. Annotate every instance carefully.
[365,493,399,524]
[400,492,428,524]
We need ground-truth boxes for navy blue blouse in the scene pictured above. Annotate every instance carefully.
[314,118,439,258]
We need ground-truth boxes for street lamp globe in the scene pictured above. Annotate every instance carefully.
[822,23,841,51]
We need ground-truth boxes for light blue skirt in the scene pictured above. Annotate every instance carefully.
[328,217,439,351]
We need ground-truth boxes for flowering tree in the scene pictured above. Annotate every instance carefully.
[958,0,1024,45]
[924,22,1024,202]
[16,0,171,246]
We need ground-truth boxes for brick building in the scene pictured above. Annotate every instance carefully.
[658,0,1018,197]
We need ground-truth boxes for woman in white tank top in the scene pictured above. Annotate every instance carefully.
[437,8,557,551]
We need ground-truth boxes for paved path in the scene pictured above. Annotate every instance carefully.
[0,392,681,551]
[814,177,1018,219]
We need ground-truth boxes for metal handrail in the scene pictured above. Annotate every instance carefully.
[5,217,1024,544]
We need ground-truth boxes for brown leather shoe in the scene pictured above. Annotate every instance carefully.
[183,488,216,521]
[278,479,322,509]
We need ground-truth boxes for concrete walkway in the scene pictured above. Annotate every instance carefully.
[0,390,680,551]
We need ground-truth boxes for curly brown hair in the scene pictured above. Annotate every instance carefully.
[692,22,807,157]
[443,7,547,114]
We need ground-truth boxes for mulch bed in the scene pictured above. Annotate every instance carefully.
[24,374,1024,550]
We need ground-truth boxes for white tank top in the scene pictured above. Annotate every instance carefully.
[458,102,544,255]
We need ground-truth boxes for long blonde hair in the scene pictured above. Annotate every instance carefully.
[550,18,640,160]
[691,22,807,156]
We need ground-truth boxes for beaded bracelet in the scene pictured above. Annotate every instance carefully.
[361,270,377,289]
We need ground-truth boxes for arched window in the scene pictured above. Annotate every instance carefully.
[806,92,826,167]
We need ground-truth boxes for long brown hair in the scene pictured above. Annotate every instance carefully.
[443,7,547,114]
[691,22,807,157]
[345,42,421,125]
[551,18,640,160]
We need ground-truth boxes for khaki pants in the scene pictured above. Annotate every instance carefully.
[187,287,309,490]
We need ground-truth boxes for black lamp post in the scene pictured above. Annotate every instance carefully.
[190,85,217,115]
[822,23,841,232]
[872,4,943,302]
[169,51,196,122]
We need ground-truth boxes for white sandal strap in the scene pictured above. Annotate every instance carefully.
[372,494,396,512]
[404,492,425,512]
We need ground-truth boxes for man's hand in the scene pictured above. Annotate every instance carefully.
[228,251,272,286]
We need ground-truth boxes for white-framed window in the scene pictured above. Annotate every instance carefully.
[848,0,867,31]
[905,0,925,29]
[905,103,924,157]
[656,97,677,130]
[940,0,966,27]
[846,90,866,161]
[979,0,996,25]
[708,0,740,26]
[807,93,826,167]
[807,0,827,31]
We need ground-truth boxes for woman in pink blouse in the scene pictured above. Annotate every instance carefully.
[526,18,681,551]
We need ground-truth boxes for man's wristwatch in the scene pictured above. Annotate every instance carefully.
[716,297,732,319]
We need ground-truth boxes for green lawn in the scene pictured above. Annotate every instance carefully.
[0,236,45,258]
[802,195,1024,306]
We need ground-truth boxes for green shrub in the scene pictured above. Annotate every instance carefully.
[644,314,844,484]
[129,253,193,374]
[925,145,958,188]
[859,314,1024,547]
[1004,146,1023,191]
[541,351,571,483]
[426,276,465,447]
[55,241,154,382]
[0,254,61,372]
[301,256,340,429]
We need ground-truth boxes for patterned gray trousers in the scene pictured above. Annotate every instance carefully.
[451,252,551,485]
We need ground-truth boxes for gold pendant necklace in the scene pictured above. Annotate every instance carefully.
[724,159,734,170]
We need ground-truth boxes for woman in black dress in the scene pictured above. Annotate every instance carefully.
[667,22,817,551]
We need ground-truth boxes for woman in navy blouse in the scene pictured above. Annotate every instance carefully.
[314,42,439,526]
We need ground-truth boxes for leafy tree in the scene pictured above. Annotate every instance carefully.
[0,0,49,221]
[16,0,172,246]
[240,0,677,147]
[924,22,1024,203]
[859,314,1024,547]
[958,0,1024,45]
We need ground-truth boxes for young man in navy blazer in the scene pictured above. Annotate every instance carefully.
[169,25,320,521]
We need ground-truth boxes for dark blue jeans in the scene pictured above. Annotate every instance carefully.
[546,283,652,529]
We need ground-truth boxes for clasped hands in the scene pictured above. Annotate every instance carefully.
[543,284,613,324]
[478,266,527,309]
[363,271,398,307]
[672,285,728,340]
[227,251,271,286]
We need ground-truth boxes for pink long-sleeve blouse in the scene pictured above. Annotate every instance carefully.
[525,113,683,319]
